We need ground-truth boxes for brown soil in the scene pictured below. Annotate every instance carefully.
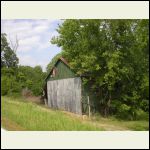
[24,96,42,104]
[1,117,25,131]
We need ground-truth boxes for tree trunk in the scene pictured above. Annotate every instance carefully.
[103,90,112,117]
[107,91,112,116]
[104,106,108,117]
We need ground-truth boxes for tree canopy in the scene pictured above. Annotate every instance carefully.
[1,33,47,97]
[46,53,62,74]
[51,19,149,119]
[1,33,19,68]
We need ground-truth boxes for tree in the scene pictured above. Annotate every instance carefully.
[1,64,46,96]
[1,33,19,68]
[51,19,149,119]
[1,67,21,96]
[1,33,46,96]
[46,53,62,74]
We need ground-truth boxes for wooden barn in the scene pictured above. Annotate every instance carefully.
[43,57,98,115]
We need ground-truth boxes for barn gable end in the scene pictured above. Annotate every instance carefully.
[45,57,82,115]
[46,58,76,81]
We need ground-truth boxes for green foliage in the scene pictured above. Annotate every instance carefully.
[26,80,33,89]
[1,67,21,96]
[135,109,149,121]
[2,96,148,131]
[140,100,149,112]
[1,33,47,97]
[17,65,46,96]
[117,104,132,120]
[51,19,149,119]
[1,33,19,68]
[1,76,11,95]
[46,53,62,74]
[1,65,47,96]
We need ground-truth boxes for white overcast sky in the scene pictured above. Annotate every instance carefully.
[1,19,63,72]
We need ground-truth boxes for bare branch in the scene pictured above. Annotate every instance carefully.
[9,34,19,53]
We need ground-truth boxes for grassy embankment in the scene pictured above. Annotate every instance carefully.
[1,96,149,131]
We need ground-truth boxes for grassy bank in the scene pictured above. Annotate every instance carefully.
[1,96,103,131]
[1,96,149,131]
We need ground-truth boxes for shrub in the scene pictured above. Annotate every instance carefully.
[21,88,33,97]
[140,100,149,112]
[110,100,121,114]
[135,109,149,121]
[116,104,133,120]
[1,77,8,95]
[1,76,11,95]
[7,92,21,98]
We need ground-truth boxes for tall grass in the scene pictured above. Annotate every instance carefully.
[1,96,148,131]
[91,113,149,131]
[1,96,102,131]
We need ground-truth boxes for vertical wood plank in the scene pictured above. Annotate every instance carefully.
[47,77,82,115]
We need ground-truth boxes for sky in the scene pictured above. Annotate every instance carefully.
[1,19,63,72]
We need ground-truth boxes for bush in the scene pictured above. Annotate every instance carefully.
[135,109,149,121]
[21,88,33,97]
[1,77,8,95]
[140,100,149,112]
[31,83,42,96]
[110,100,121,114]
[115,103,149,121]
[1,76,11,95]
[1,66,45,97]
[7,92,21,98]
[116,104,133,120]
[11,81,21,93]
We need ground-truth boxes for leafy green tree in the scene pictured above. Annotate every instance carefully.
[51,19,149,119]
[1,33,46,97]
[1,76,11,95]
[1,65,46,96]
[46,53,62,74]
[16,65,46,96]
[1,33,19,68]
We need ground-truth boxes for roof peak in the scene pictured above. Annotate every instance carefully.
[59,57,69,66]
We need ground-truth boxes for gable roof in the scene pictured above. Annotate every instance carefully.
[44,56,91,83]
[57,57,69,67]
[45,57,71,81]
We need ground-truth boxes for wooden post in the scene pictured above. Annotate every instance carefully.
[43,90,47,106]
[44,98,47,106]
[87,96,91,118]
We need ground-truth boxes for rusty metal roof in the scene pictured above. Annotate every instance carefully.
[59,57,70,67]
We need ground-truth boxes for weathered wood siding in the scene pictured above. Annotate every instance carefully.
[47,77,82,115]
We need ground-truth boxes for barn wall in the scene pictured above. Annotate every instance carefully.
[47,77,82,115]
